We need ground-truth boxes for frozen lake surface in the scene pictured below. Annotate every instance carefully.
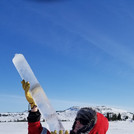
[0,120,134,134]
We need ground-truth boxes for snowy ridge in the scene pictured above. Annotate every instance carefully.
[0,106,133,122]
[57,106,134,121]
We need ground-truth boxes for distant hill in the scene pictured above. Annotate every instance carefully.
[0,106,134,122]
[57,106,134,121]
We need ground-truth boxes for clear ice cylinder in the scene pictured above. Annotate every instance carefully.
[12,54,64,131]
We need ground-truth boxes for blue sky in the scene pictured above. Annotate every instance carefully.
[0,0,134,112]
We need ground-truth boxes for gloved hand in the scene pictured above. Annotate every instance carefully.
[51,130,69,134]
[21,80,37,109]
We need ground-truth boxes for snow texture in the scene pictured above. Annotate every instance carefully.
[0,121,134,134]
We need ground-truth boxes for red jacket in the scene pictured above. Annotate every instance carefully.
[28,121,51,134]
[28,121,43,134]
[89,112,109,134]
[27,110,50,134]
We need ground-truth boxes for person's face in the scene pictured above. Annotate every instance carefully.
[73,120,84,133]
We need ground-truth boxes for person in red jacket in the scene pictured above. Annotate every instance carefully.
[70,107,109,134]
[22,80,109,134]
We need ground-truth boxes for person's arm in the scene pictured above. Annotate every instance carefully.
[21,80,43,134]
[31,105,38,112]
[28,108,43,134]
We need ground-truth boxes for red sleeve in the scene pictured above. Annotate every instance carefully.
[89,112,109,134]
[47,130,51,134]
[27,110,43,134]
[28,121,43,134]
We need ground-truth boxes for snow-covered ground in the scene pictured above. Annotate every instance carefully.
[0,120,134,134]
[0,106,133,133]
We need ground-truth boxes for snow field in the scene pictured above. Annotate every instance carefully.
[0,120,134,134]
